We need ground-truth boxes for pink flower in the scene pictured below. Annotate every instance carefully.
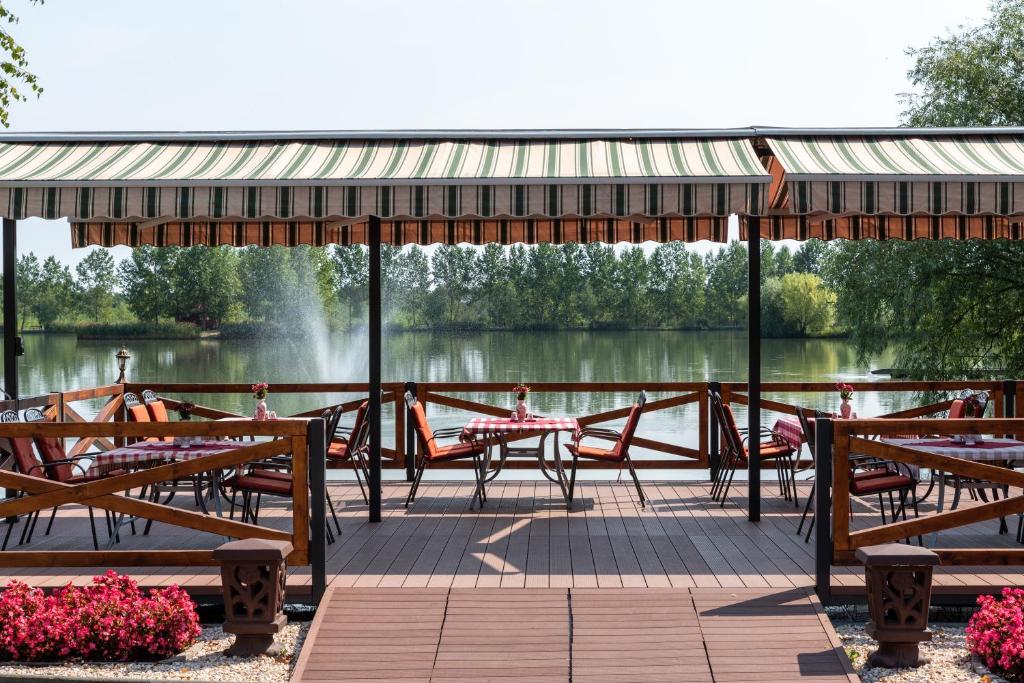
[967,587,1024,680]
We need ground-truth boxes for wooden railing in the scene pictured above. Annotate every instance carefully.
[814,416,1024,602]
[416,382,708,469]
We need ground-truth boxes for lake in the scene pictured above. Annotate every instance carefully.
[11,330,904,477]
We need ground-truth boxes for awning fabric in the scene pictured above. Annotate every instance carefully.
[741,214,1024,241]
[0,137,768,248]
[765,136,1024,215]
[71,216,729,248]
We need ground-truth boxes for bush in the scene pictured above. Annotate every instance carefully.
[0,571,201,662]
[48,321,201,339]
[967,587,1024,679]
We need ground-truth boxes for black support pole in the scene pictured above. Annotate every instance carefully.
[747,218,761,522]
[368,215,382,523]
[3,218,16,403]
[814,417,834,604]
[308,417,327,606]
[404,381,416,482]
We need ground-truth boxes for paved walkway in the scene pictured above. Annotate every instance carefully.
[291,586,859,682]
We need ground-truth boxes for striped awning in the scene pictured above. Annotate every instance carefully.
[741,214,1024,241]
[72,216,729,248]
[0,137,769,248]
[765,136,1024,216]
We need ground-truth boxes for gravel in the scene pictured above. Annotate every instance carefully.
[0,622,309,682]
[831,613,1009,683]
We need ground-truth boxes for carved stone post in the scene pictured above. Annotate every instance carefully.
[214,539,293,657]
[856,543,940,669]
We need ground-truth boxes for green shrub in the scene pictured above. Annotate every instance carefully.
[48,321,201,339]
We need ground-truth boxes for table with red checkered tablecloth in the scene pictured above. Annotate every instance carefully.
[85,440,246,476]
[772,417,805,452]
[462,417,580,506]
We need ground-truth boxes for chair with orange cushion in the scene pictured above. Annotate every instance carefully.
[323,402,370,504]
[123,392,168,443]
[564,391,649,506]
[22,408,126,549]
[710,391,796,507]
[142,390,174,443]
[405,391,487,508]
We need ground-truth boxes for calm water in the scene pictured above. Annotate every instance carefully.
[11,330,904,474]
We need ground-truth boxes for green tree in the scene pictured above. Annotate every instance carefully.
[31,255,73,328]
[704,241,748,328]
[118,246,176,322]
[649,242,706,328]
[431,245,477,325]
[0,1,43,127]
[793,239,830,276]
[778,273,835,337]
[828,0,1024,376]
[15,252,39,330]
[75,249,117,321]
[331,245,367,326]
[168,246,240,329]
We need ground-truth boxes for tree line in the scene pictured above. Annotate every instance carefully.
[8,240,837,338]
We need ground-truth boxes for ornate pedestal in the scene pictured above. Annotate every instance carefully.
[214,539,293,657]
[855,543,940,669]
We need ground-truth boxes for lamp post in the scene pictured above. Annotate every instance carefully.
[115,347,130,383]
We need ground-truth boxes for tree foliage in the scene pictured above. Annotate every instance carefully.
[826,0,1024,377]
[0,1,42,127]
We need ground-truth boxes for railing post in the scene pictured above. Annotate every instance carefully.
[814,416,834,604]
[1004,380,1017,437]
[708,381,721,479]
[404,381,417,482]
[307,418,327,607]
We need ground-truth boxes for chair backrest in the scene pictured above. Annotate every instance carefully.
[123,392,151,423]
[142,389,170,422]
[710,391,743,457]
[349,401,369,449]
[405,391,436,459]
[24,408,72,482]
[796,407,816,453]
[612,391,647,458]
[947,399,965,419]
[0,409,40,478]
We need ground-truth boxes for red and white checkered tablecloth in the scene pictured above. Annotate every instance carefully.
[882,438,1024,462]
[462,417,579,438]
[772,417,805,452]
[86,440,245,474]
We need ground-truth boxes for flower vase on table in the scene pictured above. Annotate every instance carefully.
[176,401,197,447]
[252,382,270,420]
[836,382,854,419]
[513,384,530,422]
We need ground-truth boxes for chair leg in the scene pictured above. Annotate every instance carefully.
[44,506,58,536]
[351,454,369,504]
[624,453,646,507]
[87,508,99,551]
[326,489,342,535]
[1,517,13,551]
[797,481,815,536]
[719,459,739,508]
[405,459,426,508]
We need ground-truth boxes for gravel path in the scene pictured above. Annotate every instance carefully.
[834,618,1008,683]
[0,622,309,682]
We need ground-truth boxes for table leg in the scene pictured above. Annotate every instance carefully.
[930,472,946,548]
[472,437,497,509]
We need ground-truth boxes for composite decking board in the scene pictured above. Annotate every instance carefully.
[3,481,1023,601]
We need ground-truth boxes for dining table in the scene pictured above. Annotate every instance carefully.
[461,416,580,506]
[880,436,1024,546]
[86,439,249,547]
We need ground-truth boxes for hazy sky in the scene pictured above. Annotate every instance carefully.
[0,0,993,265]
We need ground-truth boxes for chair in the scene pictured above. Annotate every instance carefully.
[0,409,41,550]
[710,391,795,507]
[564,391,648,506]
[124,392,171,443]
[324,402,370,504]
[405,391,487,508]
[142,390,174,440]
[21,408,125,550]
[795,406,920,543]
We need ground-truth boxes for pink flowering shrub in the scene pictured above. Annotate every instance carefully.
[967,587,1024,680]
[0,571,201,662]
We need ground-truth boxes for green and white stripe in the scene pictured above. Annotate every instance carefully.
[0,138,766,185]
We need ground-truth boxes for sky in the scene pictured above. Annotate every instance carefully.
[0,0,994,266]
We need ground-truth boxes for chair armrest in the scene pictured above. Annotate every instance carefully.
[28,458,90,477]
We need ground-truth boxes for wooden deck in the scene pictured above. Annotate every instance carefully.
[290,586,858,682]
[2,480,1023,601]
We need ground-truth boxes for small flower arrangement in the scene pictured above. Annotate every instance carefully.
[513,384,530,401]
[967,587,1024,680]
[963,394,983,417]
[252,382,269,400]
[0,571,200,662]
[835,382,854,401]
[176,401,195,421]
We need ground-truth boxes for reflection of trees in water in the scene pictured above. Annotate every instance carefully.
[11,331,890,437]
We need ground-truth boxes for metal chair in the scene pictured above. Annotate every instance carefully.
[709,391,796,507]
[405,391,487,508]
[324,401,371,504]
[564,391,648,506]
